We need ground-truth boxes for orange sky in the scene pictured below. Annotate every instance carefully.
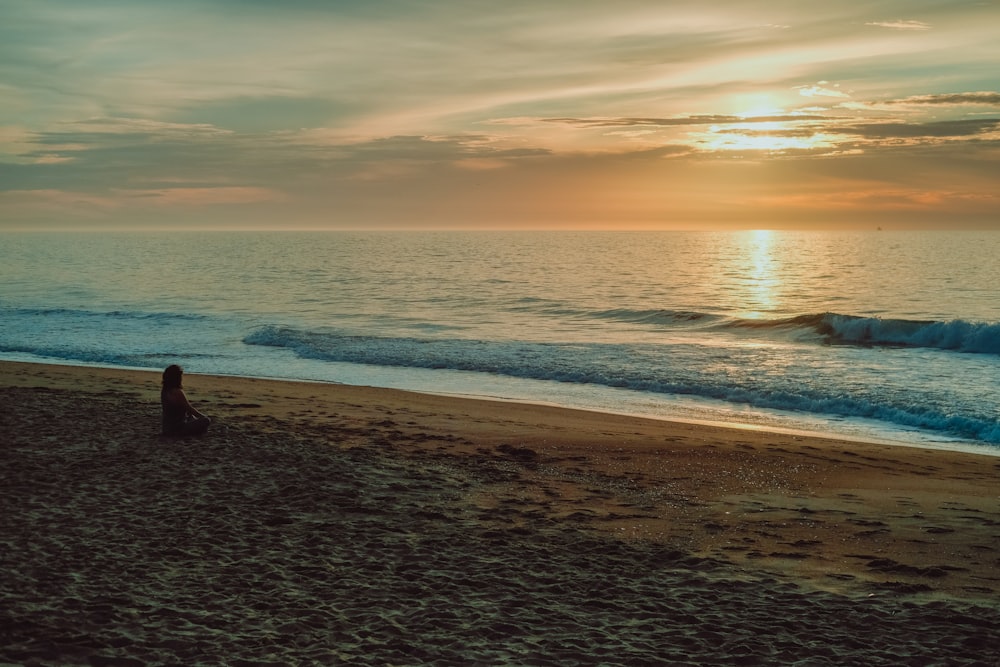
[2,2,999,230]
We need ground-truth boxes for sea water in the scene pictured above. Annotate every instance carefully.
[2,230,999,454]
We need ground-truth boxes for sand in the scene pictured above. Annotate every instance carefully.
[2,360,998,666]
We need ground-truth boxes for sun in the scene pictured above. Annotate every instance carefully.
[684,93,837,153]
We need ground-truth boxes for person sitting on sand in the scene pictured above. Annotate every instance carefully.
[161,364,211,437]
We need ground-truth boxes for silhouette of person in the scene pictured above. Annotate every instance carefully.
[161,364,211,436]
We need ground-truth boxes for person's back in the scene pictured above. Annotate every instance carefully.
[161,387,190,436]
[160,365,211,437]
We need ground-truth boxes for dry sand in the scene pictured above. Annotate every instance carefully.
[2,360,999,665]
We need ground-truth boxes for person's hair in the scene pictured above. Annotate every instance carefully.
[162,364,184,390]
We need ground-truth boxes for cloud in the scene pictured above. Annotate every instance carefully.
[755,188,994,212]
[713,127,823,139]
[3,2,1000,229]
[1,184,284,216]
[796,84,850,99]
[882,92,1000,106]
[865,20,931,31]
[842,119,1000,139]
[0,189,122,216]
[122,186,285,206]
[27,118,231,157]
[539,114,829,128]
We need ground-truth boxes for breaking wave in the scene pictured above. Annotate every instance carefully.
[810,313,1000,354]
[243,325,1000,443]
[590,308,1000,354]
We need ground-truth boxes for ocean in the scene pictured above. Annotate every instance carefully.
[2,230,999,454]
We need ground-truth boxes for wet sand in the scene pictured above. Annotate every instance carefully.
[2,360,999,665]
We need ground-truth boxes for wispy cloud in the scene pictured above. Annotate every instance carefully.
[840,119,1000,139]
[865,20,931,31]
[796,83,850,99]
[2,1,999,229]
[883,92,1000,106]
[129,186,284,204]
[538,115,830,128]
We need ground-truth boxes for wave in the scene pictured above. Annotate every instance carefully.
[0,306,216,368]
[813,313,1000,354]
[588,308,721,326]
[0,340,191,368]
[243,325,1000,443]
[2,306,207,322]
[4,302,997,443]
[580,308,1000,354]
[588,308,1000,354]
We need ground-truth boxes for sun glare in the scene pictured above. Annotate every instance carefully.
[744,229,780,318]
[693,118,834,153]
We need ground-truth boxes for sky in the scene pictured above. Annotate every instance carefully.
[2,0,999,230]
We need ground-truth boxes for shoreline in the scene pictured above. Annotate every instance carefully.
[3,359,999,664]
[427,388,1000,458]
[5,355,997,458]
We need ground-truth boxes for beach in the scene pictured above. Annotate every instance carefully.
[2,360,999,665]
